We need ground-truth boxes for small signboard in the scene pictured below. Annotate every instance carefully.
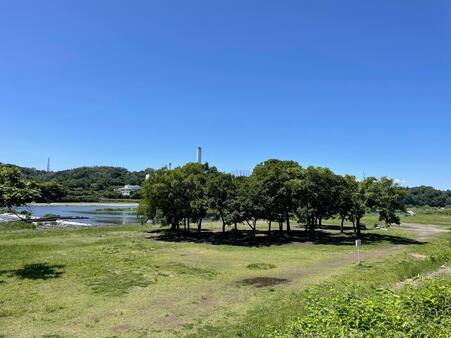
[355,239,361,247]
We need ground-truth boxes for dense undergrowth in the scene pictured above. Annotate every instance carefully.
[274,276,450,337]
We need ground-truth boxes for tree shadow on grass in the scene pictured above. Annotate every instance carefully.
[145,226,423,248]
[0,263,65,280]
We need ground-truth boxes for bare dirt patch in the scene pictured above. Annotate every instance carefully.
[409,253,428,260]
[238,277,289,288]
[400,223,449,242]
[112,324,132,333]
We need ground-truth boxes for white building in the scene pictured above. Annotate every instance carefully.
[115,184,141,196]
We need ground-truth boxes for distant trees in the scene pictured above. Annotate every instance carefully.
[0,163,147,202]
[138,159,406,239]
[402,186,451,207]
[35,181,67,203]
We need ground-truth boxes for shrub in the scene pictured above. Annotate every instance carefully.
[275,277,451,337]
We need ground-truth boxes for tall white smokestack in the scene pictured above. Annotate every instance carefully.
[196,146,202,164]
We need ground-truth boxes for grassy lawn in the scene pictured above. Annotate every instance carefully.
[0,218,449,337]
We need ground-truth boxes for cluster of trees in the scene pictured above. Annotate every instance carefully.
[402,186,451,207]
[138,160,406,238]
[0,164,146,201]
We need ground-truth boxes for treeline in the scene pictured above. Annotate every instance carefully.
[2,162,448,206]
[402,186,451,207]
[0,163,146,201]
[138,160,406,238]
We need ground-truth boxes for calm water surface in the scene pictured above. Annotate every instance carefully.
[22,204,138,225]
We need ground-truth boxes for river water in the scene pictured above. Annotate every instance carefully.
[18,204,139,225]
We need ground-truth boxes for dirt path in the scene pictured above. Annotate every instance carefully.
[392,265,450,291]
[399,222,449,242]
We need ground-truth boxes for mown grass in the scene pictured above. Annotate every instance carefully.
[0,218,448,337]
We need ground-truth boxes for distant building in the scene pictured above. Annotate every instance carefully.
[115,184,140,196]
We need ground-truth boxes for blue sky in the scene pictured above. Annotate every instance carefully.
[1,1,450,189]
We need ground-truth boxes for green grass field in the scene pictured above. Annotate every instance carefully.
[323,206,451,229]
[0,211,449,337]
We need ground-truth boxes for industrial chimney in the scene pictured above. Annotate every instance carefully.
[196,147,202,164]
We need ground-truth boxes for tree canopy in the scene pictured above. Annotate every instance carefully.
[138,160,406,239]
[0,167,41,212]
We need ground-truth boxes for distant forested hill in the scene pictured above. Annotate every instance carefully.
[0,163,146,201]
[402,186,451,207]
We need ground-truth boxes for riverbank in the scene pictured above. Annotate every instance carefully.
[0,213,95,228]
[29,202,139,207]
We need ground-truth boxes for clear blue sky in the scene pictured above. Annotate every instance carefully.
[1,1,450,189]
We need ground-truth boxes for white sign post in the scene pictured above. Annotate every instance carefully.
[355,239,361,265]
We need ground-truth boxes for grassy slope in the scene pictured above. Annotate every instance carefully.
[0,216,449,337]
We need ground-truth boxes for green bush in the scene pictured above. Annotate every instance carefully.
[275,277,450,337]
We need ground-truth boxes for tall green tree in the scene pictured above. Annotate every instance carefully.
[252,159,302,234]
[291,166,341,239]
[0,167,41,215]
[372,177,406,226]
[337,175,358,233]
[180,163,210,232]
[206,169,236,233]
[138,163,210,232]
[348,177,379,238]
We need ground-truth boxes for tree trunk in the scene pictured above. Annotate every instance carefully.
[352,219,356,233]
[319,217,322,227]
[309,216,315,240]
[221,214,226,233]
[340,217,344,233]
[234,222,237,231]
[187,218,190,232]
[285,210,291,232]
[356,218,361,238]
[197,218,202,233]
[268,220,271,235]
